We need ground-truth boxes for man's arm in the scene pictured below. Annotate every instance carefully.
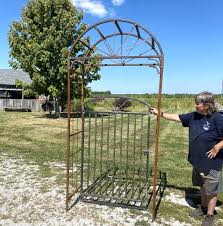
[150,108,181,122]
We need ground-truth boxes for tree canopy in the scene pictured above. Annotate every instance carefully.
[8,0,100,108]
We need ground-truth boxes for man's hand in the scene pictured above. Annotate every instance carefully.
[149,108,158,115]
[207,145,220,159]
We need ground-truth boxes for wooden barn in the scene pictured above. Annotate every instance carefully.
[0,69,32,99]
[0,69,41,111]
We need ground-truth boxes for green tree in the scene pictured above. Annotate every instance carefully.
[8,0,100,112]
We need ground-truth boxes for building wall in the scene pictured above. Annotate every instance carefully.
[0,99,42,111]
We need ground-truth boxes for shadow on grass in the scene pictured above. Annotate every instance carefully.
[35,112,123,119]
[152,171,167,220]
[34,112,94,119]
[34,113,61,119]
[165,185,222,208]
[67,196,80,211]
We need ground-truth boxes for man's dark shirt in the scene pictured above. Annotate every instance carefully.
[179,112,223,170]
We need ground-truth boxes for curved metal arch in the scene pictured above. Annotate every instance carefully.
[86,33,160,58]
[68,18,164,59]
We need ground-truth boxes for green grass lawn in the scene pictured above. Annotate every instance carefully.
[0,97,223,225]
[0,112,67,163]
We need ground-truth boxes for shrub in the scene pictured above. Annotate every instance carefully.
[113,97,132,111]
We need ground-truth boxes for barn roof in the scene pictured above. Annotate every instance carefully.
[0,69,32,85]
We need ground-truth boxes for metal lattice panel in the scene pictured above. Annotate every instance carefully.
[80,111,151,208]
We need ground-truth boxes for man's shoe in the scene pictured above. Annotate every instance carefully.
[189,205,207,217]
[201,215,215,226]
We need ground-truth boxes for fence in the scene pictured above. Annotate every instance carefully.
[0,99,42,112]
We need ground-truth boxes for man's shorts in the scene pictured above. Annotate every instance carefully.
[192,167,223,195]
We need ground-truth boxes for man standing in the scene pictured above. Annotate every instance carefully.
[150,92,223,226]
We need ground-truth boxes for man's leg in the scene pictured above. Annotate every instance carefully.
[203,169,220,215]
[189,169,207,217]
[207,194,217,215]
[201,174,218,226]
[201,195,217,226]
[189,186,207,217]
[200,186,208,208]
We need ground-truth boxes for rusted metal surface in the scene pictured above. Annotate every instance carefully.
[67,18,164,220]
[152,57,164,220]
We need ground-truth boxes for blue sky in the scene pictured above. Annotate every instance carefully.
[1,0,223,94]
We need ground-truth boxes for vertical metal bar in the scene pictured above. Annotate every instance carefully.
[132,114,137,198]
[152,57,164,221]
[99,113,104,194]
[125,113,130,197]
[119,113,123,196]
[145,113,150,194]
[139,114,143,199]
[87,112,91,187]
[80,65,85,193]
[106,113,110,196]
[76,117,79,188]
[66,60,71,211]
[112,113,117,195]
[71,131,74,189]
[93,113,98,193]
[121,35,123,62]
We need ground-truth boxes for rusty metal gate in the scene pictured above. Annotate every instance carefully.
[67,97,161,209]
[66,19,165,219]
[81,99,152,208]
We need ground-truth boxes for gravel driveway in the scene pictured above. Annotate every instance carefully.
[0,153,194,226]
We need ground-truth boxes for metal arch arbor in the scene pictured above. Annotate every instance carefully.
[66,19,165,220]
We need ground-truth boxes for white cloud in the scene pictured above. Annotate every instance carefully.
[72,0,108,17]
[111,0,125,6]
